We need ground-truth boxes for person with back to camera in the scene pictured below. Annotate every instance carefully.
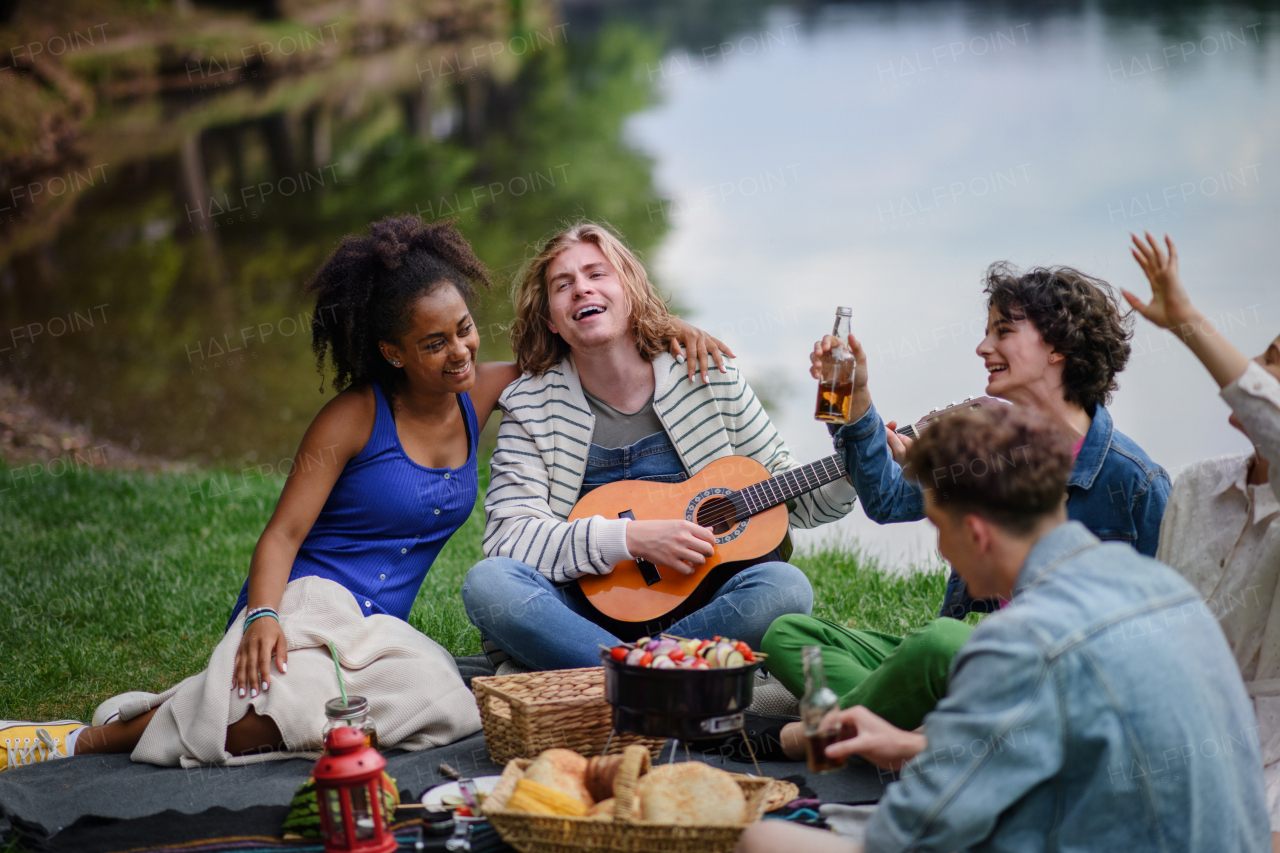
[736,404,1268,853]
[1124,231,1280,850]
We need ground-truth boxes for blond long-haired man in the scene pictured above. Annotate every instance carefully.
[461,222,858,670]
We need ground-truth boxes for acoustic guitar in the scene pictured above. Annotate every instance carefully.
[569,396,1005,634]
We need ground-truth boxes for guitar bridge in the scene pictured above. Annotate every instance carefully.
[618,510,663,586]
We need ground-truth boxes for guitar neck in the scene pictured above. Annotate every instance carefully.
[735,454,846,516]
[896,396,1004,443]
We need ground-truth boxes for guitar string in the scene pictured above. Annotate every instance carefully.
[692,457,845,528]
[692,456,844,525]
[629,406,968,541]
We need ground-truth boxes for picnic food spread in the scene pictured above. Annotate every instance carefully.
[606,636,757,670]
[636,762,747,824]
[500,748,747,824]
[508,749,594,815]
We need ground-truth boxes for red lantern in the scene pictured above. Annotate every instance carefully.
[313,726,397,853]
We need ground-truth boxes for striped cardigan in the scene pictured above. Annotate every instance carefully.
[483,352,858,582]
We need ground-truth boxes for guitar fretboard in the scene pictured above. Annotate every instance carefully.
[735,454,847,517]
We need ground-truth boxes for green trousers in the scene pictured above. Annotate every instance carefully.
[761,615,974,731]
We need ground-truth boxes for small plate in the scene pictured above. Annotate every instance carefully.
[420,775,503,810]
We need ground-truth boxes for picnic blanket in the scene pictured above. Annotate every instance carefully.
[126,576,481,767]
[0,727,888,852]
[1,651,889,851]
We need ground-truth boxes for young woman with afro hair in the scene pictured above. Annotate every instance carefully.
[4,215,729,769]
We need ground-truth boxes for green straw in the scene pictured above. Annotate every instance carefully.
[328,641,347,706]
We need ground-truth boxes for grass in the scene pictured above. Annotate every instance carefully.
[0,465,958,723]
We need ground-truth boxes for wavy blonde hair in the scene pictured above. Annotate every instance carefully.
[511,221,679,375]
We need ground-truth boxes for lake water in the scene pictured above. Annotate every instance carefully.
[2,1,1278,568]
[623,1,1280,565]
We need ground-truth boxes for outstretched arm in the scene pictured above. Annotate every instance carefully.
[1123,232,1251,388]
[1125,233,1280,502]
[470,361,521,431]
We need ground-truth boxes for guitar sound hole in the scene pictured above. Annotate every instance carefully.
[696,496,738,534]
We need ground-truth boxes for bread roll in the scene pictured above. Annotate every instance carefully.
[585,795,642,821]
[585,754,625,802]
[523,749,593,809]
[636,763,746,825]
[585,797,616,820]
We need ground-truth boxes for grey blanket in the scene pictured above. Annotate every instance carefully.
[0,657,887,847]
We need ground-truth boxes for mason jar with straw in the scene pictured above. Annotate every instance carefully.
[322,641,379,750]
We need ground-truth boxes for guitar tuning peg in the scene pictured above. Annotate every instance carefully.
[948,401,957,408]
[963,396,972,402]
[929,408,938,414]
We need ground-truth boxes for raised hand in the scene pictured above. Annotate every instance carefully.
[624,519,716,575]
[1123,232,1195,333]
[669,318,737,384]
[1122,232,1249,388]
[810,333,872,423]
[233,615,288,698]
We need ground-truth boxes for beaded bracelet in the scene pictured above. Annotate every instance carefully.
[245,606,276,619]
[244,608,280,630]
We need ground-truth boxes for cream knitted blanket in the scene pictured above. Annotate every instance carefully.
[123,576,481,768]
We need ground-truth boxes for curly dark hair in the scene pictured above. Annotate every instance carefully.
[905,406,1072,534]
[306,215,491,405]
[983,262,1133,412]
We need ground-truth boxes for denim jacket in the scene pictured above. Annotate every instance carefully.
[834,403,1171,617]
[864,522,1269,853]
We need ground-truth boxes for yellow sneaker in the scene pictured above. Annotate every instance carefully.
[0,721,83,771]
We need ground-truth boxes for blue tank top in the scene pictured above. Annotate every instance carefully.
[228,383,479,627]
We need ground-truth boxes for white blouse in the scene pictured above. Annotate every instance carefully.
[1157,360,1280,828]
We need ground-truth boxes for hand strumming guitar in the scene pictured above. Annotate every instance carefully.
[810,333,872,424]
[624,519,715,576]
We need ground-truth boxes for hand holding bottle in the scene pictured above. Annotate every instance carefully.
[810,331,872,426]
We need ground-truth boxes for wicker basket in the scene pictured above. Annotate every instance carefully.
[472,667,664,764]
[483,746,799,853]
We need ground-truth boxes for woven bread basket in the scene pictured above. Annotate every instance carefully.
[483,745,799,853]
[472,667,663,764]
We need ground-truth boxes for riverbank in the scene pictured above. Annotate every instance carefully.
[0,0,523,261]
[0,464,950,722]
[0,377,185,471]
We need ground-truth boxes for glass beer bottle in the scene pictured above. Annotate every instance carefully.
[815,307,855,423]
[800,645,846,772]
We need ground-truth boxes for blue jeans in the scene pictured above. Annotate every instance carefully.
[462,557,814,671]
